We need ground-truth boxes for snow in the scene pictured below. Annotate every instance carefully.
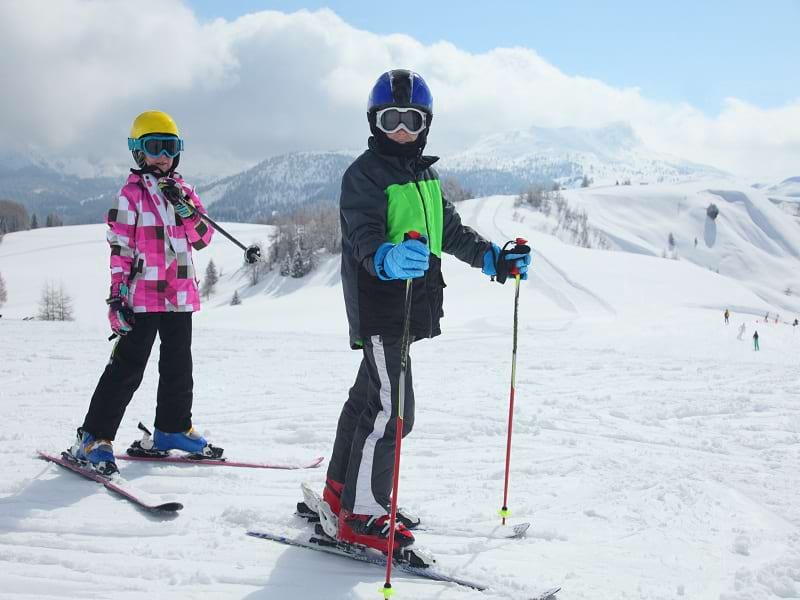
[440,123,728,187]
[1,184,799,600]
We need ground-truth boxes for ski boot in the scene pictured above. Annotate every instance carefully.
[67,428,118,477]
[338,510,419,556]
[297,479,420,530]
[127,422,224,459]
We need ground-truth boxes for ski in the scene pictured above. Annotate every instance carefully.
[296,501,529,539]
[117,453,324,470]
[246,530,559,598]
[37,451,183,513]
[120,421,324,470]
[297,482,530,539]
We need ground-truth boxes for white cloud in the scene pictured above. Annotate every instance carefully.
[0,1,796,181]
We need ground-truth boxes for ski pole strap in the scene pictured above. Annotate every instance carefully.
[494,237,530,284]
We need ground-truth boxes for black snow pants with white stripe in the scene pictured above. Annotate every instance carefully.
[327,334,415,515]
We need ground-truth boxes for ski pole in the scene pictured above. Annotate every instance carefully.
[193,210,262,264]
[499,238,528,525]
[383,231,424,599]
[160,179,262,263]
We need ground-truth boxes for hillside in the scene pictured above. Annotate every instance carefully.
[0,184,799,600]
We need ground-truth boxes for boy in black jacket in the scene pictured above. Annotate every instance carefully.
[322,69,531,554]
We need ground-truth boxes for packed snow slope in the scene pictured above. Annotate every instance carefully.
[0,182,799,600]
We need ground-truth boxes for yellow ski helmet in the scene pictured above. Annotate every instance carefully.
[129,110,180,139]
[127,110,183,172]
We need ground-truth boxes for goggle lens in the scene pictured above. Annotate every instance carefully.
[376,108,426,134]
[128,135,184,157]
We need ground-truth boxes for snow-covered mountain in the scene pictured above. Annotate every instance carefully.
[195,151,357,220]
[439,123,728,192]
[1,177,799,599]
[0,159,118,225]
[0,123,741,226]
[767,176,800,199]
[758,176,800,221]
[195,123,728,221]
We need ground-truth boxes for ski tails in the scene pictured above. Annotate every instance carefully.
[246,529,560,598]
[37,451,183,513]
[246,530,487,591]
[117,453,324,470]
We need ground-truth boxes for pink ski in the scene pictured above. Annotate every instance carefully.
[38,451,183,512]
[116,453,324,470]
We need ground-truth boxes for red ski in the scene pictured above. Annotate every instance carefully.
[116,453,324,470]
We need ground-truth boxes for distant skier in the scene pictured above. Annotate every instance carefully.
[753,330,760,351]
[724,309,729,324]
[321,70,531,556]
[737,322,746,340]
[793,318,798,328]
[775,314,780,324]
[66,111,221,477]
[764,311,769,323]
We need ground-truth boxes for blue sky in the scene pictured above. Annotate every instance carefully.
[186,0,800,115]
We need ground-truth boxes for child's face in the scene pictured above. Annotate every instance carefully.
[387,129,418,144]
[144,153,174,174]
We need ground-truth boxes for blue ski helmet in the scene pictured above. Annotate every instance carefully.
[367,69,433,116]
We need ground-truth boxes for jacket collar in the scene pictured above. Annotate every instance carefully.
[367,137,439,174]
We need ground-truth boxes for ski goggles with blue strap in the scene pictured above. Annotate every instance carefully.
[375,107,427,135]
[127,135,184,158]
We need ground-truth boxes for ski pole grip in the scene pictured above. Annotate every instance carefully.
[496,238,531,283]
[509,238,528,276]
[404,230,426,244]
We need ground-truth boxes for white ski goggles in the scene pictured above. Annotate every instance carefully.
[375,107,428,135]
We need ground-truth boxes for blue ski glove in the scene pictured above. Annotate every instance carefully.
[374,239,430,280]
[482,240,532,283]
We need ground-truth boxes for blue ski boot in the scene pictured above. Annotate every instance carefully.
[68,428,118,477]
[127,422,223,459]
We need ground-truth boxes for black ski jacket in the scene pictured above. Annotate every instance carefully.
[340,137,491,349]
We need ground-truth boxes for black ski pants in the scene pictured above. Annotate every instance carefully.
[82,312,194,441]
[328,335,415,515]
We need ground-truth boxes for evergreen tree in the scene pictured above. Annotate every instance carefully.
[280,254,291,277]
[231,290,242,305]
[291,249,306,278]
[0,271,7,308]
[45,213,63,227]
[201,259,219,298]
[30,214,38,229]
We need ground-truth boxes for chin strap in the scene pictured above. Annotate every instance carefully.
[129,164,177,178]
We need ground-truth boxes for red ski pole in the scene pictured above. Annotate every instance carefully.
[383,231,423,599]
[499,238,527,525]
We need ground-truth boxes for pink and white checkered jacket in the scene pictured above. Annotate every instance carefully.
[107,172,214,313]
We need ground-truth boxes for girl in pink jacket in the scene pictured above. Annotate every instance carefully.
[68,111,222,476]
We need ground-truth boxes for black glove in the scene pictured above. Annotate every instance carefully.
[488,238,532,284]
[244,244,262,264]
[158,178,194,218]
[107,283,135,337]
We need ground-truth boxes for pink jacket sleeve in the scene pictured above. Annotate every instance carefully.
[106,189,138,286]
[181,186,215,250]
